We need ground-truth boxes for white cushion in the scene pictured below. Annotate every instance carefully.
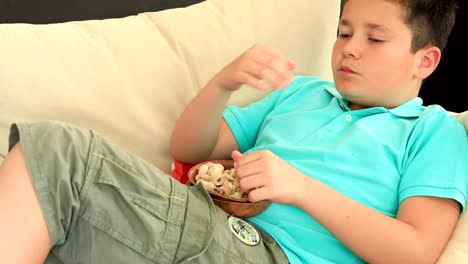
[0,0,340,172]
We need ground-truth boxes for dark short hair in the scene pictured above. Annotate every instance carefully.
[388,0,458,52]
[343,0,458,52]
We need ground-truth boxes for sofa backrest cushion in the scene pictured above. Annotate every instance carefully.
[0,0,341,172]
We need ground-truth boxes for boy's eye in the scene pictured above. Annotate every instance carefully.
[369,38,384,43]
[338,33,351,39]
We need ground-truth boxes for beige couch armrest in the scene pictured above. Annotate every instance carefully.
[439,110,468,263]
[456,111,468,132]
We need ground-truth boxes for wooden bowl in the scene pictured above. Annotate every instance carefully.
[210,196,271,218]
[187,160,271,218]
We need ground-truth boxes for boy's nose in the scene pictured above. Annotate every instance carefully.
[342,37,361,59]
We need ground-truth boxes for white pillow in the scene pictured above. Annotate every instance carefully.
[0,0,340,172]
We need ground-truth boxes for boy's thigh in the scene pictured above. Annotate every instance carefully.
[47,127,191,263]
[71,133,288,264]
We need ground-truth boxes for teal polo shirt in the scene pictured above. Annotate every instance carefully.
[223,76,468,264]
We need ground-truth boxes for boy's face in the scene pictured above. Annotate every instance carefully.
[332,0,421,109]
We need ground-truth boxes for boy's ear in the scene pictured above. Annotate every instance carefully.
[415,46,441,79]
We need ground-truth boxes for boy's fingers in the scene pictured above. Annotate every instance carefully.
[251,62,292,89]
[238,173,263,192]
[269,58,293,73]
[279,76,294,89]
[287,60,296,70]
[258,67,282,88]
[231,150,243,161]
[241,73,269,90]
[244,63,278,90]
[252,46,290,71]
[259,57,295,89]
[248,187,268,203]
[243,45,294,89]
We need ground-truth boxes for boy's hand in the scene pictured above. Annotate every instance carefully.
[213,44,296,91]
[232,149,307,205]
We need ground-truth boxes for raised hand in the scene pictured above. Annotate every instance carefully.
[212,44,296,92]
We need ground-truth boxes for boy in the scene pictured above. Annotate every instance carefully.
[1,0,467,263]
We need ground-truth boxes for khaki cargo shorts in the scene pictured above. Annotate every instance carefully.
[8,121,288,264]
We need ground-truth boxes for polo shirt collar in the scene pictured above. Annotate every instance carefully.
[388,97,424,117]
[324,86,425,118]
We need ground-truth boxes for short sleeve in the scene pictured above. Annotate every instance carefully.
[399,111,468,214]
[223,76,335,153]
[223,90,282,152]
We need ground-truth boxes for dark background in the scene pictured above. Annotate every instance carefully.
[1,0,465,112]
[0,0,204,24]
[418,0,466,112]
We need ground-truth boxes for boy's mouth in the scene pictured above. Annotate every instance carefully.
[339,66,357,74]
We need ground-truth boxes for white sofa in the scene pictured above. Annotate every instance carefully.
[0,0,467,262]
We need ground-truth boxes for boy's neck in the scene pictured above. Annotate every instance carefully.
[348,103,366,111]
[346,81,422,111]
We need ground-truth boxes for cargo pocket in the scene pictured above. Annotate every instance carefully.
[79,151,188,263]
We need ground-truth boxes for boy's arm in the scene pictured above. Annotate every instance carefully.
[169,44,295,164]
[295,179,459,264]
[169,78,238,164]
[233,149,463,264]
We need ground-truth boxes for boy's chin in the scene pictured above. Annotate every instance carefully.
[335,82,356,96]
[334,75,358,89]
[335,90,373,108]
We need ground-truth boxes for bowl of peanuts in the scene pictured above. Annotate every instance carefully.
[187,160,271,218]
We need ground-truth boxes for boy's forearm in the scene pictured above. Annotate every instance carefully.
[169,79,232,163]
[293,178,442,264]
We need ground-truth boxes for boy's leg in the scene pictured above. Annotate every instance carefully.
[4,121,288,263]
[0,143,51,264]
[6,121,205,263]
